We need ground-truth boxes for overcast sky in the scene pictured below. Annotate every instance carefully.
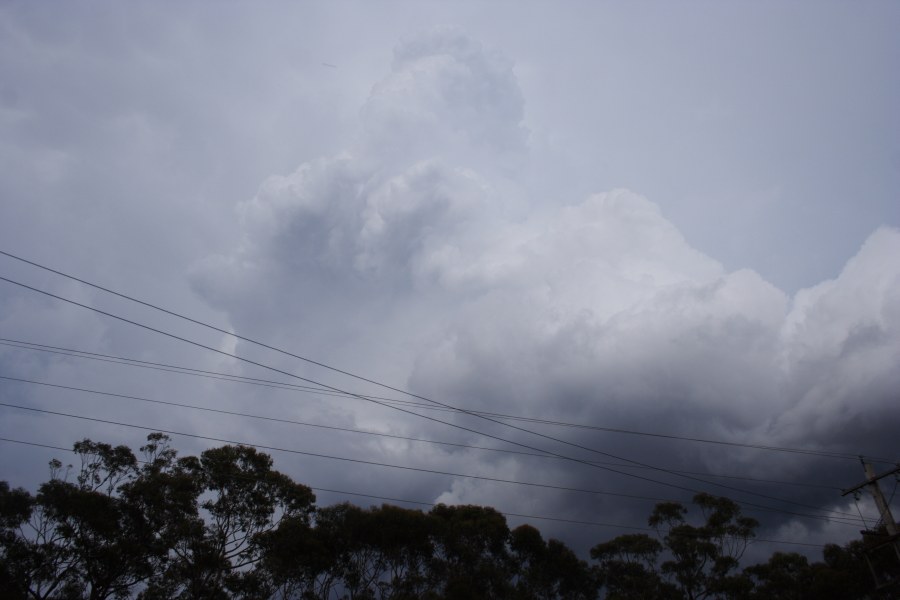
[1,1,899,560]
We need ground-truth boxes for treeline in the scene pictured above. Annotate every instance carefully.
[0,434,894,599]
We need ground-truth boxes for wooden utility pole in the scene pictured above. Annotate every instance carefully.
[841,459,900,590]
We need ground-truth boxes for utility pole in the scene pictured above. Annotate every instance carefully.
[841,459,900,591]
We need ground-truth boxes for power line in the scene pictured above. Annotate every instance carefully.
[0,401,864,527]
[0,436,834,549]
[0,337,874,471]
[1,249,890,467]
[0,260,880,528]
[0,267,871,518]
[0,338,349,396]
[0,361,846,496]
[0,417,671,506]
[0,373,576,464]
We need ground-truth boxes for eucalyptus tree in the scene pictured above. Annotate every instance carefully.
[428,504,515,599]
[136,439,316,599]
[0,439,159,600]
[592,493,758,600]
[510,524,597,600]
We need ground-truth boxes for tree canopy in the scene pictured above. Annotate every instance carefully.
[0,435,896,599]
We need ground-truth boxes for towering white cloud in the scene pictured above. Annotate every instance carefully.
[189,27,900,547]
[2,4,898,561]
[776,228,900,441]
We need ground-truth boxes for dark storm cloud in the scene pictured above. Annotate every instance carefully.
[1,3,898,560]
[192,27,900,553]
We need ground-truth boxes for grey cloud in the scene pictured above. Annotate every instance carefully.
[361,27,528,171]
[2,4,898,561]
[189,23,899,554]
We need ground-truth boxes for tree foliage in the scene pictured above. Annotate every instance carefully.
[1,435,896,599]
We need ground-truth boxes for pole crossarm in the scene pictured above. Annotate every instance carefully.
[841,463,900,497]
[841,460,900,589]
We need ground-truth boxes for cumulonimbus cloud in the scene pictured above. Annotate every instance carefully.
[192,27,900,544]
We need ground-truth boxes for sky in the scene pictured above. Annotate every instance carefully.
[1,1,899,562]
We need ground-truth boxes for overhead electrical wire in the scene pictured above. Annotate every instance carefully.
[0,436,830,549]
[0,337,879,469]
[0,248,890,467]
[0,274,861,519]
[0,406,861,529]
[0,373,587,466]
[0,366,840,490]
[0,251,885,522]
[0,400,681,507]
